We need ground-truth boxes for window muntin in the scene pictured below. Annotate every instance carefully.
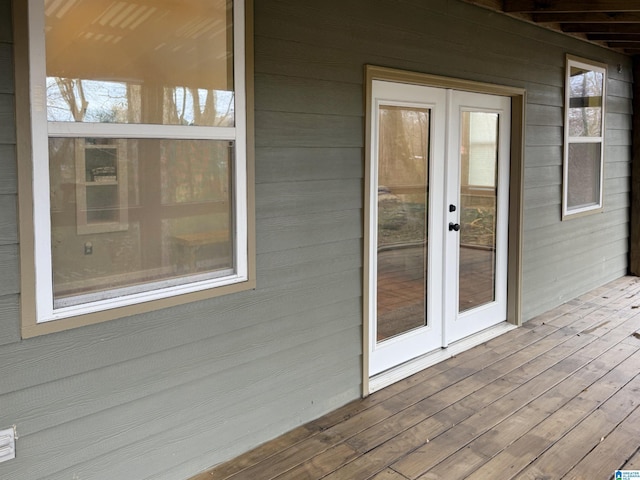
[563,56,606,218]
[29,0,248,323]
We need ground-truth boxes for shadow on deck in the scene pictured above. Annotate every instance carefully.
[192,276,640,480]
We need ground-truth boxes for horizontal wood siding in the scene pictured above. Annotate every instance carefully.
[0,0,633,479]
[631,58,640,276]
[0,0,18,357]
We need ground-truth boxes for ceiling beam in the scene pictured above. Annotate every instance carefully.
[462,0,640,56]
[609,42,640,48]
[562,23,640,34]
[504,1,640,13]
[532,12,640,23]
[589,33,640,41]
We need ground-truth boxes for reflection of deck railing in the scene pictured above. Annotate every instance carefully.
[378,187,497,250]
[377,240,426,253]
[383,185,427,195]
[461,191,496,249]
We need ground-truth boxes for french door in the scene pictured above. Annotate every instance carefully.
[368,80,511,376]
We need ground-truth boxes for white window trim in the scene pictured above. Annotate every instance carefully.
[562,55,607,219]
[26,0,250,325]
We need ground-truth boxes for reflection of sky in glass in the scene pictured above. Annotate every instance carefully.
[46,77,235,126]
[47,78,126,122]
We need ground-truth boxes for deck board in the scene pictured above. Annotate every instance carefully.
[191,276,640,480]
[621,446,640,470]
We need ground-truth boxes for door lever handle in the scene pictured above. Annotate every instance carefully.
[449,222,460,232]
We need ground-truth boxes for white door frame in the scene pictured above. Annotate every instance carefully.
[363,66,526,396]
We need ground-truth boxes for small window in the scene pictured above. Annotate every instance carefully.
[562,56,607,219]
[21,0,252,332]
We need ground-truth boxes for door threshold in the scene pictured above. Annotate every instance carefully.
[368,322,517,394]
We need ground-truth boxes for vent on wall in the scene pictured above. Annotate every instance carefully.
[0,426,16,463]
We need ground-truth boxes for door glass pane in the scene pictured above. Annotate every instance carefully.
[376,106,430,341]
[459,111,498,313]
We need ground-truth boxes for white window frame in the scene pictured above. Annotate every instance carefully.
[23,0,251,327]
[562,55,607,219]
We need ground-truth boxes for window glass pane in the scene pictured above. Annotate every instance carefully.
[49,137,233,307]
[568,66,603,137]
[567,142,601,210]
[44,0,234,126]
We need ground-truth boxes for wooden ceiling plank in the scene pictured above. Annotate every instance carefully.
[460,0,640,56]
[562,23,640,34]
[532,12,640,23]
[610,41,640,48]
[504,0,640,13]
[589,33,640,41]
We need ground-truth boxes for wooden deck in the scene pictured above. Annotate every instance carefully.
[192,276,640,480]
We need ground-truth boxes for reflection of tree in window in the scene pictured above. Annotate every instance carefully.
[165,87,234,126]
[160,140,230,204]
[569,68,603,138]
[378,106,429,187]
[377,106,429,248]
[48,78,234,126]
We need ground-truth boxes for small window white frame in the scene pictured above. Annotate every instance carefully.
[562,55,607,219]
[21,0,252,329]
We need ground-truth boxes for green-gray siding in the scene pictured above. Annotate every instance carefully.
[0,0,633,478]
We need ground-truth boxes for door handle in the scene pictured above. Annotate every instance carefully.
[449,222,460,232]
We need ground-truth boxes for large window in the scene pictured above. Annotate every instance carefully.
[21,0,251,333]
[563,56,606,219]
